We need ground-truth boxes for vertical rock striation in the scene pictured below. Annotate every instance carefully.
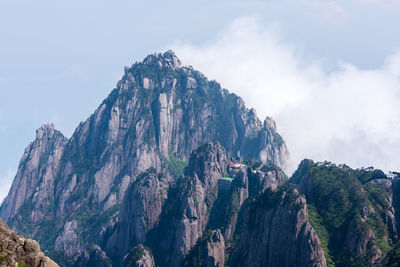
[230,185,327,267]
[104,168,169,261]
[151,143,229,266]
[0,124,67,223]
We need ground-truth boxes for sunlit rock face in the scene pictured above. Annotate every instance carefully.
[0,219,59,267]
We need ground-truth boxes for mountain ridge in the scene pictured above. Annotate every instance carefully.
[0,51,290,266]
[1,50,399,267]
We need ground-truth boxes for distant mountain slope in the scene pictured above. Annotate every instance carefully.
[0,51,289,266]
[291,160,400,266]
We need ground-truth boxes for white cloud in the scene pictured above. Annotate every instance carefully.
[171,17,400,174]
[0,169,15,204]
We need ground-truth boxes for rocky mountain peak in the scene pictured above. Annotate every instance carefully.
[264,116,276,130]
[185,142,229,182]
[0,122,68,222]
[142,50,181,70]
[1,51,291,266]
[35,123,64,140]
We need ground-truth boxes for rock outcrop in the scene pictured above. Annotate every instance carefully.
[0,219,58,267]
[230,185,327,267]
[291,160,399,266]
[122,245,155,267]
[104,168,169,261]
[151,143,229,266]
[181,230,225,267]
[143,142,287,267]
[0,123,67,223]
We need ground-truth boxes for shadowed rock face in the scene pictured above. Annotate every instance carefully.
[181,229,225,267]
[0,51,289,265]
[0,219,58,267]
[148,143,229,267]
[104,168,169,261]
[230,186,327,267]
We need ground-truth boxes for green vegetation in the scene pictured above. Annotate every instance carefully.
[167,152,188,178]
[17,262,27,267]
[307,204,334,266]
[364,184,392,254]
[272,132,284,146]
[9,199,34,236]
[7,195,64,253]
[206,182,240,234]
[384,243,400,267]
[0,254,5,262]
[74,202,119,239]
[291,160,394,266]
[125,246,148,265]
[308,163,365,229]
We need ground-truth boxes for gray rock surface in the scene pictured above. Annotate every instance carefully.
[0,219,58,267]
[205,230,225,267]
[154,143,229,267]
[230,186,327,267]
[181,229,225,267]
[148,143,287,267]
[0,123,67,222]
[105,168,169,260]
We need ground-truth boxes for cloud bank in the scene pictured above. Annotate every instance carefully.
[172,17,400,173]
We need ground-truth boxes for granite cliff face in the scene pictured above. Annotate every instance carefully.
[1,124,67,223]
[181,229,225,267]
[149,143,230,267]
[0,51,289,266]
[230,185,327,267]
[104,168,169,260]
[144,142,290,267]
[0,219,58,267]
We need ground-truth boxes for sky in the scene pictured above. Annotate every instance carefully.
[1,0,400,200]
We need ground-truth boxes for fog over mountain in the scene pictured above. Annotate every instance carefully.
[172,17,400,173]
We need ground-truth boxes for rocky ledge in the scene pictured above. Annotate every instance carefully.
[0,219,58,267]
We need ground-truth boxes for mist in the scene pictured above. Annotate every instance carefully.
[172,17,400,173]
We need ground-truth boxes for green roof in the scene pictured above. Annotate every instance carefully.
[219,177,234,181]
